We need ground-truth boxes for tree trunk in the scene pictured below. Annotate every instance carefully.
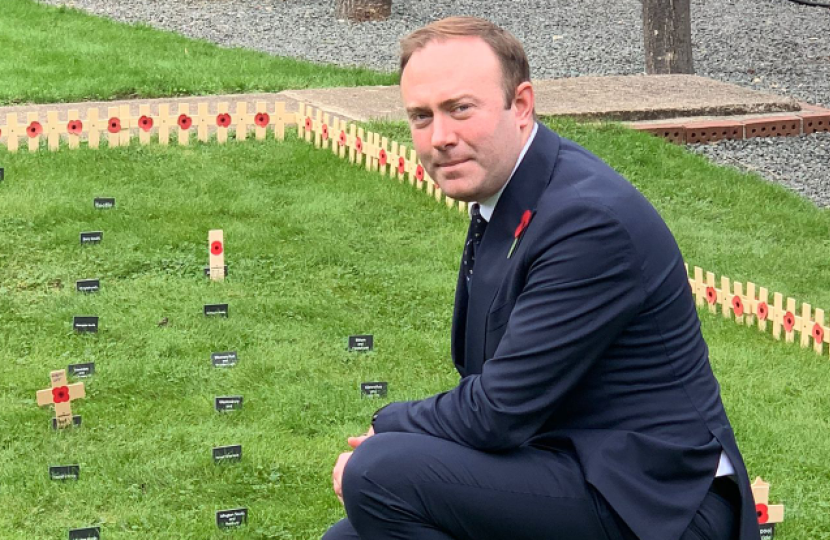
[335,0,392,22]
[643,0,694,74]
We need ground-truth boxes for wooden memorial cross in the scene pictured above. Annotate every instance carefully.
[209,229,226,281]
[752,477,784,538]
[36,369,85,429]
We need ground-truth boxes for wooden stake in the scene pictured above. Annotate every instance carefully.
[46,110,60,151]
[217,102,229,145]
[757,286,769,333]
[6,113,20,153]
[138,105,152,146]
[274,101,287,141]
[67,109,81,150]
[158,104,171,146]
[209,229,226,282]
[197,102,210,143]
[177,103,190,146]
[27,112,40,153]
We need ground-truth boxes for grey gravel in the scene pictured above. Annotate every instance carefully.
[33,0,830,206]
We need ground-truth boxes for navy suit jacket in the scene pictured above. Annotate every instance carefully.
[373,124,760,540]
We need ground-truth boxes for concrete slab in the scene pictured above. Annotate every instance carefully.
[281,75,801,123]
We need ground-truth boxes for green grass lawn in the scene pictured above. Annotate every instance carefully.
[1,0,829,537]
[0,0,397,105]
[1,124,829,538]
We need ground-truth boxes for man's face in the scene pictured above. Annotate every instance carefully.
[401,37,531,203]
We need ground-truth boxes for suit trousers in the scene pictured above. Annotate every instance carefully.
[321,433,739,540]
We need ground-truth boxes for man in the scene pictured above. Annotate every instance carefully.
[324,16,760,540]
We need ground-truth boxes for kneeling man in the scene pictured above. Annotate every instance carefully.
[324,16,760,540]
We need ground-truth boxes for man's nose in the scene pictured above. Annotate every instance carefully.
[431,114,457,149]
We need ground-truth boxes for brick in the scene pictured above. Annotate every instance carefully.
[633,123,686,144]
[742,116,802,138]
[799,112,830,135]
[683,121,744,144]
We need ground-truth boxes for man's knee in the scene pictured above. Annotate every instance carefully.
[342,433,420,507]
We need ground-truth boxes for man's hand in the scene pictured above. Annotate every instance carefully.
[332,451,352,505]
[347,426,374,449]
[333,427,375,504]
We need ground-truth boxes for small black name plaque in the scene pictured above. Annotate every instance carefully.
[52,416,82,430]
[68,362,95,378]
[93,198,115,209]
[73,316,99,334]
[213,444,242,464]
[360,382,388,398]
[68,527,100,540]
[80,232,103,245]
[49,465,80,481]
[759,524,775,540]
[76,279,100,293]
[215,396,243,412]
[204,304,229,317]
[348,334,374,352]
[211,351,238,368]
[216,508,248,529]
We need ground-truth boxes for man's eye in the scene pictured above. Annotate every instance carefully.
[454,104,471,113]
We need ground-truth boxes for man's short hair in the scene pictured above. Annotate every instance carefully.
[400,17,532,110]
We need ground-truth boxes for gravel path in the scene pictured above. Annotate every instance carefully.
[34,0,830,206]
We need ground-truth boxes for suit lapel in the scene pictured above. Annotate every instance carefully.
[462,124,561,374]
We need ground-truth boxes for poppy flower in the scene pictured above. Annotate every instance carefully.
[27,121,43,138]
[355,137,363,154]
[731,296,744,316]
[52,386,69,404]
[415,164,424,182]
[216,113,231,128]
[67,120,83,135]
[211,241,223,256]
[705,287,717,305]
[756,503,769,524]
[255,112,270,127]
[757,301,769,321]
[107,117,121,134]
[339,131,347,146]
[783,312,795,332]
[398,157,406,174]
[813,323,824,343]
[322,124,329,140]
[139,116,154,132]
[178,114,192,130]
[305,117,312,131]
[379,149,388,166]
[508,210,534,258]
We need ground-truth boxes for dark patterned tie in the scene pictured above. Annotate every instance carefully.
[463,203,488,291]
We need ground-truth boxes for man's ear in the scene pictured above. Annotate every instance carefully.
[513,82,535,128]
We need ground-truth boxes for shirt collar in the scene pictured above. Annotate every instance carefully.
[475,122,538,222]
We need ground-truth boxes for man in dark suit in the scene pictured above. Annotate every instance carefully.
[324,16,760,540]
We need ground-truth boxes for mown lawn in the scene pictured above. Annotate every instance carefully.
[1,0,828,536]
[1,122,829,538]
[0,0,397,105]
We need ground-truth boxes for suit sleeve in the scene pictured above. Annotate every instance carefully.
[372,201,645,451]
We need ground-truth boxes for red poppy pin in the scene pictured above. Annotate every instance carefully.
[177,114,192,130]
[255,112,270,127]
[216,113,231,128]
[52,386,70,403]
[508,210,534,258]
